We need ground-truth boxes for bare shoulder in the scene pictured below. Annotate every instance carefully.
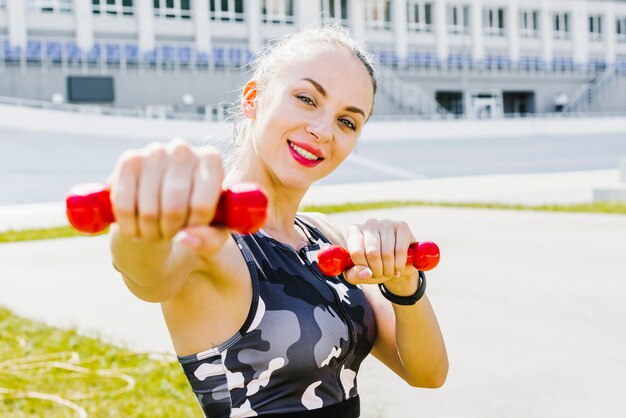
[161,235,254,355]
[298,211,346,247]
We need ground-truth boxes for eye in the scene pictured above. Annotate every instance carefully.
[339,118,357,131]
[296,95,316,106]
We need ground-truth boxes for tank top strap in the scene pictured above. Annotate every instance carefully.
[294,215,333,246]
[231,232,268,282]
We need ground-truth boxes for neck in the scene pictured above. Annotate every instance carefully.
[223,155,309,239]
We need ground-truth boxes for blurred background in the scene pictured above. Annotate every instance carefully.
[1,0,626,206]
[0,0,625,118]
[1,1,626,417]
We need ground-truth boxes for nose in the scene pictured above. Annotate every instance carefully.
[306,113,333,143]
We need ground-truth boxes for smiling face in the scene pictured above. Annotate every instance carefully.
[242,46,375,191]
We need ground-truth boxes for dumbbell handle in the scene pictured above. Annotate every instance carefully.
[65,182,268,235]
[317,241,440,277]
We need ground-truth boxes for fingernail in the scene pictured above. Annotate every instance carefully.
[358,268,373,279]
[394,271,401,277]
[174,231,201,249]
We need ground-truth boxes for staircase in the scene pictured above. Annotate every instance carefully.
[562,64,621,114]
[375,62,451,117]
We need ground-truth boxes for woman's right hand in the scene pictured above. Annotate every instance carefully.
[108,138,229,254]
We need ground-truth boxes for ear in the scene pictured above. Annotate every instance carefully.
[241,79,257,119]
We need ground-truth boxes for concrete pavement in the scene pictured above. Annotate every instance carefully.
[0,168,621,232]
[1,198,626,417]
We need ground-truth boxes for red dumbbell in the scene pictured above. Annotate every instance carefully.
[65,182,268,235]
[317,241,440,277]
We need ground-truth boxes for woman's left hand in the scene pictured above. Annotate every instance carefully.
[343,218,419,295]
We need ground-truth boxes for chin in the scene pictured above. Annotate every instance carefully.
[277,170,320,191]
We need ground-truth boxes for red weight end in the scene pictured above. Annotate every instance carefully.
[65,183,115,234]
[213,183,268,234]
[408,241,440,271]
[317,245,353,276]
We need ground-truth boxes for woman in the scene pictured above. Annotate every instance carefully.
[108,26,447,417]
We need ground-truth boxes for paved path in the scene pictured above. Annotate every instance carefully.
[0,168,621,232]
[2,126,626,205]
[1,207,625,417]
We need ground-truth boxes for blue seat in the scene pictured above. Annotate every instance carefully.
[1,40,20,61]
[66,42,82,61]
[588,59,606,72]
[212,46,225,66]
[562,58,574,71]
[378,50,398,66]
[160,45,175,64]
[484,54,496,68]
[124,44,139,64]
[228,47,242,66]
[46,42,62,61]
[447,53,468,68]
[143,49,157,65]
[178,46,192,65]
[87,43,102,62]
[423,53,438,67]
[106,44,121,64]
[195,51,209,65]
[405,52,420,67]
[497,55,511,69]
[27,40,42,61]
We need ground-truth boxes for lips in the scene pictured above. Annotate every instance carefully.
[288,140,324,168]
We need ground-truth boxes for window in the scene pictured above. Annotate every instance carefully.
[210,0,244,22]
[320,0,348,26]
[553,12,570,40]
[365,0,392,30]
[447,4,470,35]
[407,1,432,33]
[262,0,294,24]
[520,10,539,38]
[618,17,626,42]
[92,0,134,16]
[589,14,603,41]
[153,0,191,19]
[483,7,505,37]
[27,0,73,14]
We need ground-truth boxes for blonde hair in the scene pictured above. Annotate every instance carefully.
[224,24,377,170]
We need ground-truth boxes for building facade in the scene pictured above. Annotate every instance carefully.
[1,0,625,116]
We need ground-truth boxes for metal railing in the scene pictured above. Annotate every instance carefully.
[376,61,452,117]
[0,95,227,121]
[562,64,620,113]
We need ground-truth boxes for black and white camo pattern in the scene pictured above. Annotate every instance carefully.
[178,217,376,417]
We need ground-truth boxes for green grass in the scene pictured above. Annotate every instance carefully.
[302,200,626,215]
[0,226,106,244]
[0,307,198,417]
[1,201,625,245]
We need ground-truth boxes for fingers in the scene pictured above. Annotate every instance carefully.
[176,225,231,260]
[345,219,415,284]
[110,149,141,237]
[159,140,196,239]
[137,142,167,240]
[188,148,223,227]
[108,139,225,242]
[394,221,414,276]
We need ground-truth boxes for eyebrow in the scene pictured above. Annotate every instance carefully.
[301,78,366,119]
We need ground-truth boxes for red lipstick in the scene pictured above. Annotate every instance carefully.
[288,140,324,168]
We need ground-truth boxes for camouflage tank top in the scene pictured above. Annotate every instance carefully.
[177,216,377,417]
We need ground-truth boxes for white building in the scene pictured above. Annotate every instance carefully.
[1,0,625,117]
